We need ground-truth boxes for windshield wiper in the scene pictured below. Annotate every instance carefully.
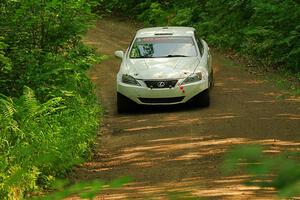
[131,56,154,59]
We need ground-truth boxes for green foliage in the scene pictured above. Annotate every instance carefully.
[0,85,100,199]
[0,38,12,73]
[31,177,133,200]
[101,0,300,73]
[0,0,98,96]
[0,0,96,51]
[222,145,300,198]
[0,89,63,198]
[31,176,201,200]
[137,2,168,26]
[169,8,193,26]
[0,0,101,199]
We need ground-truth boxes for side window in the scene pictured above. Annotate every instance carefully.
[130,45,141,58]
[194,32,204,56]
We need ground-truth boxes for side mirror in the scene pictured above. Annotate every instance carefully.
[114,51,124,59]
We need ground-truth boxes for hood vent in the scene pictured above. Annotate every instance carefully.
[154,33,173,36]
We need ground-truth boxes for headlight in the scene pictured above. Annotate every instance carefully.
[182,72,202,85]
[122,74,141,86]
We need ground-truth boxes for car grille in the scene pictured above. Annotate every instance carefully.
[144,80,178,89]
[139,97,184,104]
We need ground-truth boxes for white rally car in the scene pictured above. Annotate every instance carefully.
[115,27,213,113]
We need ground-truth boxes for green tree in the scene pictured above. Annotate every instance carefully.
[0,0,97,97]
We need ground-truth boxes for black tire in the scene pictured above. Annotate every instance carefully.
[117,93,135,113]
[194,89,210,107]
[209,70,214,89]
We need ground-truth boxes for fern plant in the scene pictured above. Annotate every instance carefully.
[0,87,67,199]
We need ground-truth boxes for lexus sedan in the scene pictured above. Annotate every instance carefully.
[115,26,213,113]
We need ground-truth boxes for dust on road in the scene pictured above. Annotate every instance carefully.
[72,18,300,200]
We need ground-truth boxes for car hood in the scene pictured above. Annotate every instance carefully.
[126,57,200,80]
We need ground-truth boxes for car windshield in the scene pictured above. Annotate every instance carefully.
[129,36,197,59]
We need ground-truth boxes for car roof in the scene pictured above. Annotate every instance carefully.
[136,27,195,38]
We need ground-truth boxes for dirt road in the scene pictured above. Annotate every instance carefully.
[73,18,300,199]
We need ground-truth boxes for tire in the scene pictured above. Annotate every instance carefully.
[117,93,135,113]
[194,89,210,107]
[209,70,214,89]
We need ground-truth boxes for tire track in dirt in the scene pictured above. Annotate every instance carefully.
[71,18,300,200]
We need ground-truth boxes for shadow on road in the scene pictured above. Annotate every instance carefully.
[119,101,209,115]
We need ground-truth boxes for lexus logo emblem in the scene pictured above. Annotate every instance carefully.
[157,81,166,88]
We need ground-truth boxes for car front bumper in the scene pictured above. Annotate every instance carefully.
[117,80,209,105]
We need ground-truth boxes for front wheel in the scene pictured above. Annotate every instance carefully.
[193,89,210,107]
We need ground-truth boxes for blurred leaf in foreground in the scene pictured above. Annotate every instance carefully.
[222,145,300,199]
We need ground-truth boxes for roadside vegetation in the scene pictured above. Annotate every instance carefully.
[0,1,100,199]
[101,0,300,79]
